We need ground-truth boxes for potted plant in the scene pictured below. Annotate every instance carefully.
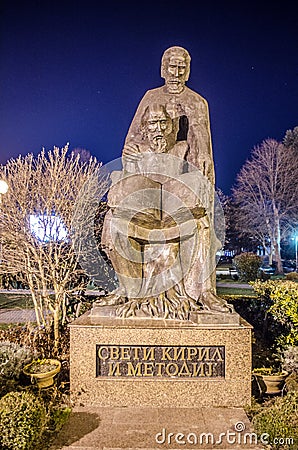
[252,367,289,395]
[23,358,61,388]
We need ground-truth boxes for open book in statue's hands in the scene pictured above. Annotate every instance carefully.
[108,171,207,230]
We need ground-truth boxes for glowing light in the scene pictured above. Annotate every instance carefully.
[29,214,68,242]
[0,180,8,195]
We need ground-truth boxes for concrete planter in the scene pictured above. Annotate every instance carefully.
[253,369,289,395]
[23,359,61,388]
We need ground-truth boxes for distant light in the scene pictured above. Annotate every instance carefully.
[29,214,68,242]
[0,180,8,194]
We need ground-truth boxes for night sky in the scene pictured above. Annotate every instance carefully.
[0,1,297,194]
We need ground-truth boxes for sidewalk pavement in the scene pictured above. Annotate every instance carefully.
[0,289,103,324]
[0,308,38,323]
[50,406,264,450]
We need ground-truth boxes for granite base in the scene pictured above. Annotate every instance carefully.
[69,312,252,408]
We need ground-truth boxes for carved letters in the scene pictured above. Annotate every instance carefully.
[96,345,225,378]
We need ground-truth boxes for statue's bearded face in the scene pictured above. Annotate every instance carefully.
[164,56,187,94]
[146,108,172,152]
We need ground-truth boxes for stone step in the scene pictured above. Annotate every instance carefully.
[50,406,265,449]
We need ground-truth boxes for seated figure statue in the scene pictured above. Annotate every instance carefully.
[95,103,232,318]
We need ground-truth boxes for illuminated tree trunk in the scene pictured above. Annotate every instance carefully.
[272,204,283,274]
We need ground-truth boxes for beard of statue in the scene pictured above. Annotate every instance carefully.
[144,105,176,152]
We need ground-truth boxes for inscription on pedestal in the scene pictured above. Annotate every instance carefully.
[96,345,225,378]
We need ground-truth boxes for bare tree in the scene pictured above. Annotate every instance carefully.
[0,145,107,351]
[283,125,298,152]
[71,147,92,162]
[217,189,259,256]
[232,138,298,273]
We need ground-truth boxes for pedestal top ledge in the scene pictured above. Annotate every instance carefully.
[69,311,252,330]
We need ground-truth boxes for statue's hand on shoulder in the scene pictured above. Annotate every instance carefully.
[122,143,143,163]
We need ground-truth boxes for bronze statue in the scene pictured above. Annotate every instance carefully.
[95,47,233,318]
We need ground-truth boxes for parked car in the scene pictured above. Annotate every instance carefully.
[259,260,296,276]
[218,256,234,265]
[216,257,239,280]
[259,264,276,276]
[282,260,296,273]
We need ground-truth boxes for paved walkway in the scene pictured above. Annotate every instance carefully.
[0,307,38,323]
[0,289,104,324]
[49,406,264,450]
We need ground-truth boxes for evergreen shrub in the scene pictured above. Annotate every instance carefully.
[233,252,262,282]
[0,391,47,450]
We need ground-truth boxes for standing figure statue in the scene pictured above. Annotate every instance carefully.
[125,46,214,183]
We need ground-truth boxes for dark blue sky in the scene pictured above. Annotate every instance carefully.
[0,1,297,194]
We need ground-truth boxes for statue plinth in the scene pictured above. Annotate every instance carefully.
[91,302,240,325]
[69,311,251,408]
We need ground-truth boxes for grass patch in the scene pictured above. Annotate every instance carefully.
[0,323,37,330]
[216,278,239,283]
[217,286,256,297]
[0,293,34,309]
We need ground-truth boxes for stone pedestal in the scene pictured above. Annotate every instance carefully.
[69,312,252,408]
